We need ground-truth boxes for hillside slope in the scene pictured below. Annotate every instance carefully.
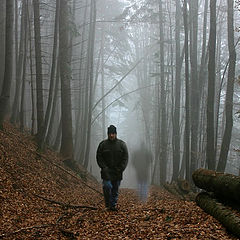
[0,123,101,239]
[0,123,237,239]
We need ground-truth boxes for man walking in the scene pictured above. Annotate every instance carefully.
[96,125,128,211]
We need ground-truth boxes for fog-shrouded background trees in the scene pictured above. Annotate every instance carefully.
[0,0,239,188]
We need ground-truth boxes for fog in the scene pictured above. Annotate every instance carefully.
[0,0,240,189]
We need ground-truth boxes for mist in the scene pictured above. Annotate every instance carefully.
[0,0,240,189]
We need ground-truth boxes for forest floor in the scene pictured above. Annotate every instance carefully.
[0,123,238,240]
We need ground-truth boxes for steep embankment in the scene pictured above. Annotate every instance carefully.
[0,123,101,239]
[0,123,237,239]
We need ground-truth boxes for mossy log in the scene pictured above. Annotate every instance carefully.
[192,168,240,204]
[163,182,195,201]
[163,183,185,200]
[177,178,190,193]
[196,192,240,238]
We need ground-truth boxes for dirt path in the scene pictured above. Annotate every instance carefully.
[65,186,237,240]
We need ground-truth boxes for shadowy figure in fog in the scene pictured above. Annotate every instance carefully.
[132,142,152,202]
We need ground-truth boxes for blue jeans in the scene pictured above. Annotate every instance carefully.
[102,180,121,208]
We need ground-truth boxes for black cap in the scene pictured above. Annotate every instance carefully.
[107,125,117,134]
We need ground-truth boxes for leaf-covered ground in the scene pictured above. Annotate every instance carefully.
[0,123,238,239]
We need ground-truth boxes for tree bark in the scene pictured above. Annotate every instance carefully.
[27,0,36,135]
[192,168,240,203]
[206,0,217,170]
[183,0,190,181]
[159,0,167,184]
[83,0,96,168]
[20,2,28,131]
[0,0,6,92]
[217,0,236,172]
[0,0,14,129]
[46,59,60,146]
[74,0,88,163]
[190,0,199,179]
[172,0,181,182]
[11,0,27,124]
[59,0,74,161]
[196,192,240,238]
[33,0,44,147]
[42,0,59,146]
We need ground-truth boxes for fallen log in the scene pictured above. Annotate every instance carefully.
[196,192,240,238]
[192,168,240,204]
[177,178,190,193]
[163,183,185,200]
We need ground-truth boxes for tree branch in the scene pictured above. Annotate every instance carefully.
[33,193,98,210]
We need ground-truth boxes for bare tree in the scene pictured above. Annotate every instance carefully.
[217,0,236,172]
[0,0,14,129]
[42,0,60,145]
[59,0,74,161]
[27,0,36,135]
[11,0,27,124]
[159,0,167,184]
[206,0,217,170]
[33,0,44,147]
[74,0,88,162]
[20,0,28,131]
[183,0,190,181]
[0,0,6,91]
[189,0,199,178]
[83,0,97,168]
[172,0,182,182]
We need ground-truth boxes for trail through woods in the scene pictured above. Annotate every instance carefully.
[0,123,238,239]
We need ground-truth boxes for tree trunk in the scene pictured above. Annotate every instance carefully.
[217,0,236,172]
[33,0,44,147]
[214,6,223,166]
[73,0,88,162]
[79,3,91,165]
[192,168,240,203]
[42,0,60,146]
[27,0,36,135]
[46,59,60,146]
[53,118,62,151]
[159,0,167,184]
[20,2,28,131]
[198,0,208,98]
[190,0,199,179]
[183,0,190,181]
[100,27,106,139]
[0,0,14,129]
[83,0,96,168]
[206,0,217,170]
[196,192,240,238]
[172,0,181,182]
[59,0,74,161]
[0,0,6,92]
[11,0,27,124]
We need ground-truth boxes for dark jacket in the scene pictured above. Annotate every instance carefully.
[96,138,128,181]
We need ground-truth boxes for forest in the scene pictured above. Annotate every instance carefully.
[1,0,239,183]
[0,0,240,239]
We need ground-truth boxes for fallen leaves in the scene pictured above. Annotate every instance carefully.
[0,123,238,239]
